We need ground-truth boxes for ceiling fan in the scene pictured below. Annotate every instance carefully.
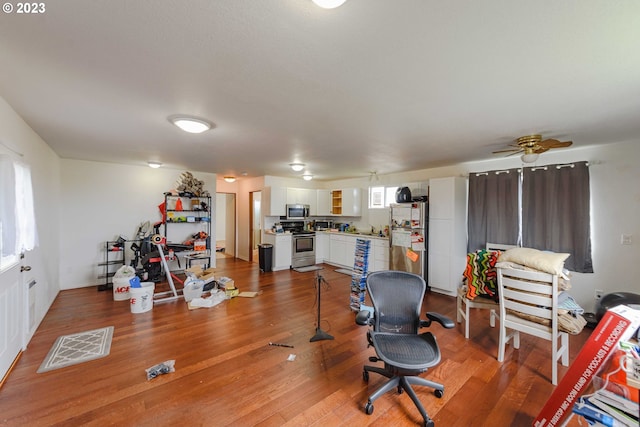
[493,134,573,163]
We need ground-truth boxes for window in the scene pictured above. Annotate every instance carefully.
[368,186,401,208]
[0,155,37,271]
[369,186,385,208]
[467,162,592,273]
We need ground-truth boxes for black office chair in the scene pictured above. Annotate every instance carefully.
[356,271,454,427]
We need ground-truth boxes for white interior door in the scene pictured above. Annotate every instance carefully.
[0,259,25,381]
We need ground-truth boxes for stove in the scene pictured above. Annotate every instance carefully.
[282,221,316,268]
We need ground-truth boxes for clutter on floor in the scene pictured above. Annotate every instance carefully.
[146,360,175,380]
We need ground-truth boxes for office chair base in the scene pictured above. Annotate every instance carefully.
[363,369,443,427]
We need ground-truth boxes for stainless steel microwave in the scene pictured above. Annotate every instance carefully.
[286,204,310,220]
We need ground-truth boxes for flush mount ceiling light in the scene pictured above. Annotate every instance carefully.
[147,161,162,168]
[312,0,347,8]
[521,148,540,164]
[169,115,213,134]
[223,176,236,183]
[302,174,313,181]
[290,163,306,172]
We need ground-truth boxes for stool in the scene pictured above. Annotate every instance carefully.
[185,253,211,270]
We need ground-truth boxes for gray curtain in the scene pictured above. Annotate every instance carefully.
[522,161,593,273]
[467,169,520,252]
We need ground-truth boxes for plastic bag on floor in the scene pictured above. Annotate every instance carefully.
[146,360,175,380]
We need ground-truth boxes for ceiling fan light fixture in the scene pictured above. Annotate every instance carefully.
[521,153,540,163]
[169,115,213,134]
[312,0,347,9]
[290,163,305,172]
[223,176,236,183]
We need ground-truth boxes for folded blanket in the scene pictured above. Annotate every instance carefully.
[462,249,501,301]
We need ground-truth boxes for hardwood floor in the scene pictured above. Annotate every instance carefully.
[0,258,590,426]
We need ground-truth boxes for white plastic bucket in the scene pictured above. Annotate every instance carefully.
[130,282,155,313]
[113,277,133,301]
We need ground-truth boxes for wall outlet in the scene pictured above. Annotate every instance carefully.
[594,289,604,300]
[621,234,632,245]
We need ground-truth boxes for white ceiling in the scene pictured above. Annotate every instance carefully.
[1,0,639,181]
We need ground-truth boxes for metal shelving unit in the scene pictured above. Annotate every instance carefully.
[98,240,130,291]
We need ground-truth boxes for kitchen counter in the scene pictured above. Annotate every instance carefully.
[316,230,388,240]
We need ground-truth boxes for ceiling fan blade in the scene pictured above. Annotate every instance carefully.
[539,139,573,149]
[533,146,550,154]
[492,148,521,154]
[506,149,524,157]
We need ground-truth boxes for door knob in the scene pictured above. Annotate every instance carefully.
[21,265,32,272]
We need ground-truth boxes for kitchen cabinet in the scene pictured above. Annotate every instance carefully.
[371,238,389,272]
[263,186,286,217]
[316,189,332,216]
[427,177,467,297]
[315,232,329,264]
[286,188,317,216]
[329,234,347,266]
[330,188,362,216]
[326,233,388,269]
[262,233,292,271]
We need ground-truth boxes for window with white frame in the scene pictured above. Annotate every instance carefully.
[0,155,38,271]
[369,186,385,208]
[369,186,401,208]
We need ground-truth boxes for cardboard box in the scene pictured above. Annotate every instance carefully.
[201,268,216,283]
[225,287,239,298]
[194,239,206,251]
[218,277,235,290]
[533,305,640,427]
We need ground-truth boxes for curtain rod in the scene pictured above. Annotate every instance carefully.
[530,162,590,171]
[474,169,511,176]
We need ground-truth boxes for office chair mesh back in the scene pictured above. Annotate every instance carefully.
[368,270,426,335]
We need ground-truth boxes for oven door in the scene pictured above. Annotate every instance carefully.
[291,234,316,268]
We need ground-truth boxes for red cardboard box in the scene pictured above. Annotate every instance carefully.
[533,305,640,427]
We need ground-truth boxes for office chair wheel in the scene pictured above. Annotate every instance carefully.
[424,419,435,427]
[364,402,374,415]
[362,370,369,382]
[434,389,444,398]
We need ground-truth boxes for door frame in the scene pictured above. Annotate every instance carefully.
[249,191,261,263]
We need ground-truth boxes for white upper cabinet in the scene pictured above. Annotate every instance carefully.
[316,189,332,216]
[263,186,286,216]
[341,188,362,217]
[286,188,317,215]
[330,188,361,216]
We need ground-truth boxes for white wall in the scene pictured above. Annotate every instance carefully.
[59,161,217,289]
[0,96,60,341]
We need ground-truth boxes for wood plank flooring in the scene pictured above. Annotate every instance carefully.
[0,258,590,426]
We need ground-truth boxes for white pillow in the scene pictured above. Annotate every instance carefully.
[497,247,570,275]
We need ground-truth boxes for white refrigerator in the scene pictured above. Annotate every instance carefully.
[389,202,428,279]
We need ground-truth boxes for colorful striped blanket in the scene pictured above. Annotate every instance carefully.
[462,250,501,301]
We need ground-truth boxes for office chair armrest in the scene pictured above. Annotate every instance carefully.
[355,310,372,326]
[421,312,455,329]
